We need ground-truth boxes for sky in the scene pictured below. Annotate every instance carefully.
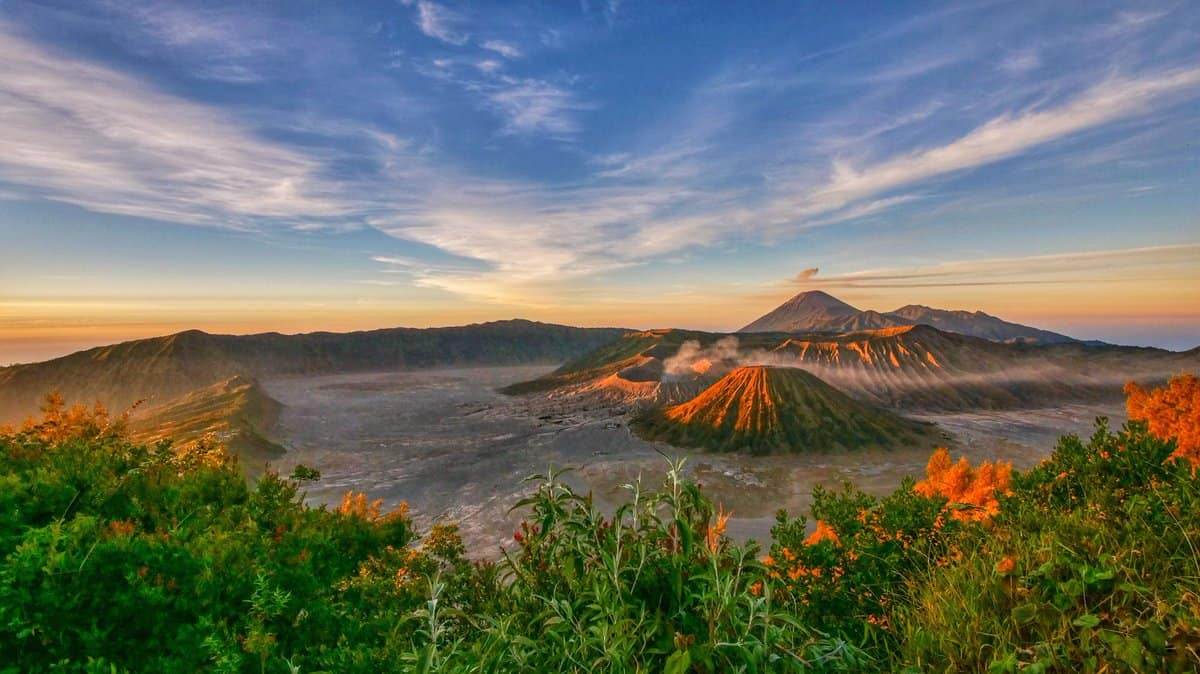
[0,0,1198,364]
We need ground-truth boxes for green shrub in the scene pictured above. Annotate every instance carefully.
[2,401,1198,672]
[895,420,1200,673]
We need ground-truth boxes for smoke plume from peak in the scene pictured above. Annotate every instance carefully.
[663,336,741,378]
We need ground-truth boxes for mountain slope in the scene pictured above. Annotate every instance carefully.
[634,365,936,453]
[739,291,898,334]
[887,305,1074,344]
[739,291,1075,344]
[126,375,284,471]
[506,324,1199,412]
[769,325,1083,409]
[0,320,626,423]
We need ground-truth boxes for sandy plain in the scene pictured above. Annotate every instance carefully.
[265,366,1125,557]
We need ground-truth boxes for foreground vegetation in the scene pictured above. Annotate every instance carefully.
[1,376,1198,672]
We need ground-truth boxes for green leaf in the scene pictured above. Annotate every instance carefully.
[987,652,1018,674]
[1011,604,1038,625]
[1082,566,1115,585]
[1059,579,1085,598]
[1072,613,1100,628]
[664,649,691,674]
[1143,623,1167,652]
[1116,635,1145,668]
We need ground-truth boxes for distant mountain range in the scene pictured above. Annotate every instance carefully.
[4,303,1195,460]
[739,291,1076,344]
[507,324,1198,413]
[0,319,625,424]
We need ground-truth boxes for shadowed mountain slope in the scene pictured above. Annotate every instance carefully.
[739,291,1075,344]
[887,305,1075,344]
[0,320,626,423]
[634,365,937,453]
[499,329,718,395]
[739,291,897,334]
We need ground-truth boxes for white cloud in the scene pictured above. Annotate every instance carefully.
[1,7,1197,314]
[97,2,285,83]
[411,1,469,46]
[485,78,588,137]
[377,63,1200,302]
[999,48,1040,75]
[475,59,503,74]
[766,67,1200,225]
[481,40,522,59]
[789,243,1200,289]
[0,23,348,227]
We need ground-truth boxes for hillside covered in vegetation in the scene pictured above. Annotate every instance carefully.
[1,375,1198,672]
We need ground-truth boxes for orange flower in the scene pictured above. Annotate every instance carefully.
[705,506,732,554]
[106,519,137,538]
[394,567,411,588]
[1125,374,1200,470]
[914,448,1012,521]
[994,556,1016,575]
[337,491,383,520]
[749,581,763,596]
[21,392,120,443]
[805,520,840,546]
[865,614,890,629]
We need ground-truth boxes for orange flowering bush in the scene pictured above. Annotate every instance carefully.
[19,392,124,443]
[1125,374,1200,470]
[337,491,410,523]
[767,482,959,636]
[338,491,385,520]
[906,412,1200,672]
[914,447,1012,521]
[804,519,840,546]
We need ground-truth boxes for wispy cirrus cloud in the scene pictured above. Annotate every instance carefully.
[94,1,291,83]
[404,0,469,46]
[481,39,522,59]
[782,244,1200,290]
[2,2,1197,318]
[0,22,349,227]
[408,35,587,139]
[762,67,1200,227]
[485,77,589,137]
[999,48,1040,75]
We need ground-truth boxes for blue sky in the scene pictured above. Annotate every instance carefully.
[0,0,1198,362]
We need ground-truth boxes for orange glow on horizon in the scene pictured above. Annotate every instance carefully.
[3,270,1198,365]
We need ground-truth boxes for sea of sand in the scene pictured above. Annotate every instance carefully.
[264,366,1125,557]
